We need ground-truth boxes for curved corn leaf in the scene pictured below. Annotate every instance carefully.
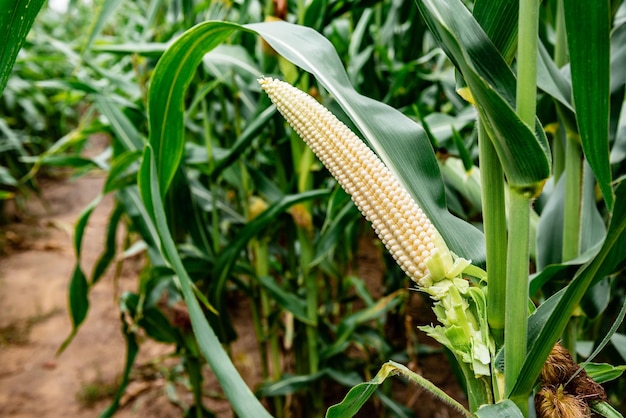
[58,194,103,354]
[257,275,311,325]
[138,144,272,417]
[416,0,551,191]
[585,363,626,384]
[0,0,46,94]
[564,0,613,210]
[147,21,243,195]
[325,360,471,418]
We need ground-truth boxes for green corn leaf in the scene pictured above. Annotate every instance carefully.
[313,188,360,267]
[121,292,182,344]
[610,20,626,95]
[0,0,46,94]
[476,400,523,418]
[326,360,470,418]
[585,363,626,384]
[512,180,626,399]
[117,187,165,267]
[210,188,330,339]
[257,275,312,325]
[564,0,613,210]
[473,0,518,62]
[103,151,142,194]
[208,106,275,181]
[58,194,103,353]
[591,401,625,418]
[0,166,17,186]
[137,144,272,418]
[416,0,551,192]
[536,164,606,271]
[321,290,405,360]
[537,42,574,112]
[257,370,328,397]
[91,42,168,57]
[94,96,145,152]
[91,203,124,285]
[147,21,241,195]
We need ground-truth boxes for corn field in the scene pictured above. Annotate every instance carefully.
[1,0,626,417]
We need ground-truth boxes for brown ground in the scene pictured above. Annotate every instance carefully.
[0,159,466,417]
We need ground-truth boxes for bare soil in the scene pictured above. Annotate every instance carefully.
[0,163,466,417]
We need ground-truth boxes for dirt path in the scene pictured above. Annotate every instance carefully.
[0,171,186,417]
[0,161,465,417]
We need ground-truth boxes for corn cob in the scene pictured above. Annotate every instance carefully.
[259,77,462,287]
[259,77,492,377]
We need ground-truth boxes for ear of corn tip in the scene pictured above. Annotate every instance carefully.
[258,76,468,287]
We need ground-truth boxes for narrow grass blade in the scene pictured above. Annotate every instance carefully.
[137,144,271,417]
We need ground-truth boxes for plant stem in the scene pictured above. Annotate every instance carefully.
[254,238,285,417]
[554,0,568,68]
[504,189,531,416]
[479,121,507,349]
[516,0,539,126]
[504,0,538,412]
[552,0,568,183]
[562,135,582,358]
